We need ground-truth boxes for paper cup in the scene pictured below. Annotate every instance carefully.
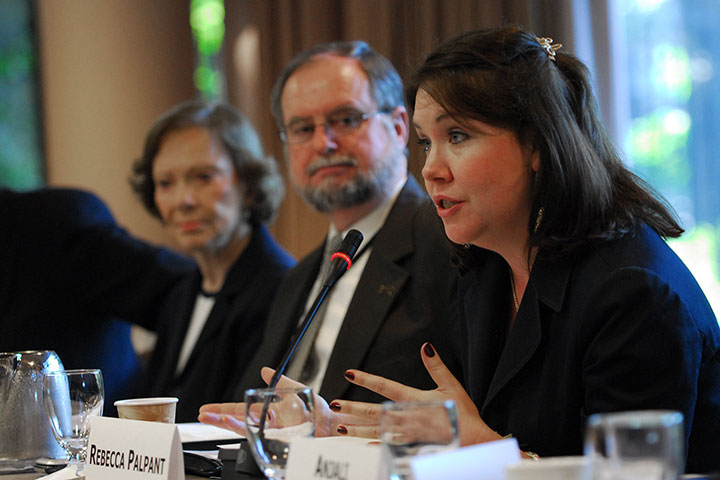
[114,397,178,423]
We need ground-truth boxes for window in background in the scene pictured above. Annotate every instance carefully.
[610,0,720,317]
[190,0,226,100]
[0,0,44,189]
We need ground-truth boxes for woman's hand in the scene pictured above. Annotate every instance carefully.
[198,367,372,437]
[330,342,503,446]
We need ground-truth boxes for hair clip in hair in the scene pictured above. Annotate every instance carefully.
[535,37,562,61]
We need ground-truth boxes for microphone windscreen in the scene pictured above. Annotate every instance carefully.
[336,229,363,260]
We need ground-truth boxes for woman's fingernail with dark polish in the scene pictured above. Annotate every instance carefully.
[329,402,342,412]
[337,425,348,435]
[344,371,355,381]
[424,343,436,357]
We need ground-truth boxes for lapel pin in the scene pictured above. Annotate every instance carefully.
[378,284,396,297]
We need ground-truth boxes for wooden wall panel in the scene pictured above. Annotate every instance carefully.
[37,0,196,246]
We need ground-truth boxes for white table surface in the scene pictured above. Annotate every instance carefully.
[0,474,208,480]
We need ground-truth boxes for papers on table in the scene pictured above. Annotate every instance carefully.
[411,437,521,480]
[177,422,243,450]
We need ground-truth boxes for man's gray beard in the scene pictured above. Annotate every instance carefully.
[298,156,399,213]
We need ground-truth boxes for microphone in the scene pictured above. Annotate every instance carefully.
[322,229,363,288]
[244,229,364,473]
[267,228,364,388]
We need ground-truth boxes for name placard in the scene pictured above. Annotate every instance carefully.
[286,437,382,480]
[85,416,184,480]
[411,437,521,480]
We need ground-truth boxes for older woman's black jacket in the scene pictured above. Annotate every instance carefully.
[139,225,295,422]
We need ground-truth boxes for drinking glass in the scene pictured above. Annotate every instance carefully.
[584,410,684,480]
[244,387,315,480]
[42,369,104,476]
[380,399,460,480]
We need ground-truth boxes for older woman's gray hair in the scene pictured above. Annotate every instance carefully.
[130,100,284,225]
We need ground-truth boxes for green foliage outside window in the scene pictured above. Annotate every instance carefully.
[190,0,225,100]
[618,0,720,317]
[0,0,44,189]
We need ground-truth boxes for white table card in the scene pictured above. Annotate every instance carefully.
[286,436,382,480]
[85,416,184,480]
[411,437,521,480]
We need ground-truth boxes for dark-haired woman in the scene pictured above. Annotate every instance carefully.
[130,100,294,422]
[329,27,720,473]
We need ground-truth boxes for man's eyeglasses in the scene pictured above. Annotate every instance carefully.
[280,109,389,144]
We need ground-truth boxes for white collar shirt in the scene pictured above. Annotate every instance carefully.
[302,174,407,393]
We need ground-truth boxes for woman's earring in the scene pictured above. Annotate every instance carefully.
[463,243,471,249]
[534,207,544,233]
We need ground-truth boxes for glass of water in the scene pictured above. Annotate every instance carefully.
[380,399,460,480]
[585,410,684,480]
[42,369,104,476]
[244,387,315,480]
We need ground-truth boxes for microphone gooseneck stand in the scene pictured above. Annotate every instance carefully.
[268,228,363,389]
[246,230,363,475]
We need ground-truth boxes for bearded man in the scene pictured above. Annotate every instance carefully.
[233,41,464,405]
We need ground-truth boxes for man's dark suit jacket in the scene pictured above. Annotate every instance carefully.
[0,187,194,412]
[461,224,720,473]
[140,225,295,422]
[235,177,464,403]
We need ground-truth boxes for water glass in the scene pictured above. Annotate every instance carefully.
[244,387,315,480]
[42,369,104,476]
[380,399,460,480]
[584,410,684,480]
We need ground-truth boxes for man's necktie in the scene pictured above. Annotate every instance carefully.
[285,233,343,384]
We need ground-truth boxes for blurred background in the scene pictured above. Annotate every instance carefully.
[1,0,718,317]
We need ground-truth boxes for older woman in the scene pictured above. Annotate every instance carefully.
[130,100,294,422]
